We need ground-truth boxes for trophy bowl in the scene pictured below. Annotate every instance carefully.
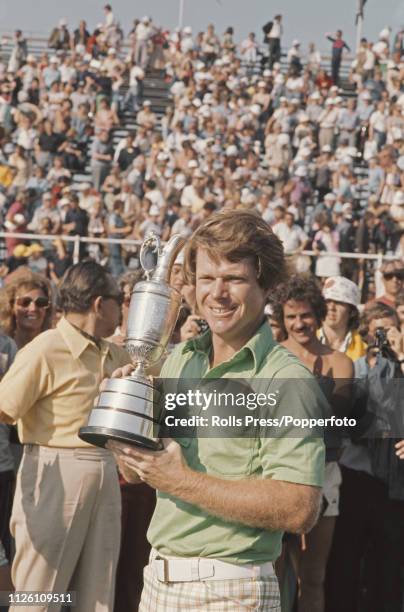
[79,234,185,450]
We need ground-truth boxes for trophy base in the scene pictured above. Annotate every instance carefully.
[79,426,162,451]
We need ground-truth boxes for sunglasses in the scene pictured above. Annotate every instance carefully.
[383,271,404,281]
[15,296,50,309]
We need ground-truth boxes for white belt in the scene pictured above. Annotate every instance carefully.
[150,550,275,583]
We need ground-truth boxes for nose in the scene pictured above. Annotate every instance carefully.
[27,300,39,312]
[211,278,228,300]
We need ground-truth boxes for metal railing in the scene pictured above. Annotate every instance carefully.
[1,231,398,267]
[0,231,143,265]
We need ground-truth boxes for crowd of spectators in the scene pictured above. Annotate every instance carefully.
[0,10,402,297]
[0,8,403,611]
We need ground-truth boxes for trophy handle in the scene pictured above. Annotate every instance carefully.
[140,233,160,278]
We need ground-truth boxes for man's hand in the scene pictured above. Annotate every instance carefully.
[107,440,142,483]
[395,440,404,460]
[180,315,203,341]
[107,438,189,492]
[386,327,403,358]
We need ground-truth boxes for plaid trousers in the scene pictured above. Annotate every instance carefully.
[138,562,281,611]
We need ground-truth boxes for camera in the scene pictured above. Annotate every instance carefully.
[375,327,388,350]
[374,327,398,361]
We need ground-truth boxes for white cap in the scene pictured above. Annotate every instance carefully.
[323,277,360,308]
[292,39,300,46]
[108,47,116,55]
[324,192,337,202]
[183,26,192,34]
[263,69,272,77]
[379,27,390,40]
[58,197,70,207]
[295,166,308,177]
[50,56,59,64]
[226,145,238,157]
[79,182,91,191]
[393,191,404,206]
[27,54,36,63]
[322,144,332,153]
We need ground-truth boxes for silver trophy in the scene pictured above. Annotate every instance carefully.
[79,234,185,450]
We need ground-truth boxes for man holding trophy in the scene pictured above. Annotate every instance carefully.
[105,211,326,611]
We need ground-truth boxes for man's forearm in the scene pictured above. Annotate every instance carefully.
[170,468,321,533]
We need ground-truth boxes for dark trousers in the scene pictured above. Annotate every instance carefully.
[331,57,341,85]
[114,483,156,612]
[268,38,281,68]
[325,466,404,612]
[0,470,14,562]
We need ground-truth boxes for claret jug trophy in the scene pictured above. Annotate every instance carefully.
[79,233,185,450]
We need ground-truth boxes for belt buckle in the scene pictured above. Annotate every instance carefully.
[162,557,169,583]
[156,556,170,583]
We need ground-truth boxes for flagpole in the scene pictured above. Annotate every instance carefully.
[356,14,363,51]
[178,0,185,30]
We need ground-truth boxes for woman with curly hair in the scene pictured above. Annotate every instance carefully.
[0,273,53,349]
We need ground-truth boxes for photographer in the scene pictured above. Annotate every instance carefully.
[326,302,404,612]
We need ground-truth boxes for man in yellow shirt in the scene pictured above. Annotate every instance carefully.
[0,261,130,612]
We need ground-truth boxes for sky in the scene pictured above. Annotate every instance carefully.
[0,0,403,52]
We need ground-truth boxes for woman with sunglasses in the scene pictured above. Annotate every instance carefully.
[0,273,52,350]
[367,259,404,309]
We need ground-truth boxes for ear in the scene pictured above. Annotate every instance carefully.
[93,295,103,315]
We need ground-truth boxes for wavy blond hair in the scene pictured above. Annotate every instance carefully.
[0,272,53,338]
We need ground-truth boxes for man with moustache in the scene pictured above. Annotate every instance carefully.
[108,211,327,611]
[271,275,352,612]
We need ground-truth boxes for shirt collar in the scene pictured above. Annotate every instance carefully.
[182,320,275,375]
[57,317,109,359]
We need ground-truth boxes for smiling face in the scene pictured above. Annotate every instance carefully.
[195,249,268,347]
[283,299,319,346]
[13,287,49,335]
